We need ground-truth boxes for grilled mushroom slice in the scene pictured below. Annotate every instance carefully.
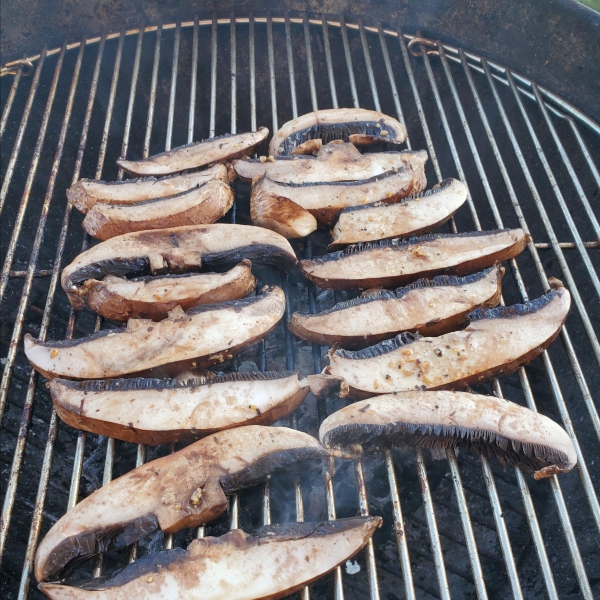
[76,260,256,321]
[117,128,269,176]
[300,228,527,290]
[34,425,327,582]
[319,392,577,479]
[233,142,427,184]
[250,157,428,229]
[61,224,296,309]
[82,180,235,240]
[329,178,468,249]
[67,165,229,214]
[326,285,571,397]
[269,108,407,156]
[290,266,504,348]
[49,371,309,444]
[25,286,286,379]
[250,189,318,238]
[39,516,380,599]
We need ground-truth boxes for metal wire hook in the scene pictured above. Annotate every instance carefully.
[0,58,34,77]
[407,37,438,57]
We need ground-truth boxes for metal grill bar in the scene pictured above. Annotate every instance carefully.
[9,32,107,596]
[0,43,67,302]
[0,61,24,139]
[415,37,597,596]
[1,16,598,600]
[0,49,46,214]
[0,38,81,563]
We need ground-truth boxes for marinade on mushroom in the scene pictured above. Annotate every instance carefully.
[326,285,571,397]
[329,178,468,248]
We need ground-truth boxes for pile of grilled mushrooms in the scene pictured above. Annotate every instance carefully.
[28,108,576,600]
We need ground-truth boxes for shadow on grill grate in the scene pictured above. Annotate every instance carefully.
[1,14,599,600]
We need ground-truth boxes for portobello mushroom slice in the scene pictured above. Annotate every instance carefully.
[61,224,296,309]
[39,516,381,599]
[67,165,229,214]
[233,141,427,184]
[250,189,318,238]
[300,228,527,290]
[329,178,468,249]
[269,108,407,156]
[50,371,309,445]
[250,156,428,229]
[82,180,235,240]
[25,286,286,379]
[34,425,328,582]
[326,285,571,397]
[77,260,256,321]
[319,392,577,479]
[117,127,269,176]
[290,266,504,348]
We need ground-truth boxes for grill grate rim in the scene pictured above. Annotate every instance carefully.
[0,14,599,600]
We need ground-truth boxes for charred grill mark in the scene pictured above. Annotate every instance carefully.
[56,370,298,393]
[40,515,159,582]
[279,121,400,155]
[322,422,572,474]
[220,446,328,494]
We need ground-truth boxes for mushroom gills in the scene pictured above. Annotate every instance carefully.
[269,108,407,156]
[60,223,296,309]
[319,391,577,479]
[39,517,381,600]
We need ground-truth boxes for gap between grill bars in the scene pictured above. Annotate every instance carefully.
[1,13,599,600]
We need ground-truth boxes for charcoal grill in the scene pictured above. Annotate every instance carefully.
[1,13,599,600]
